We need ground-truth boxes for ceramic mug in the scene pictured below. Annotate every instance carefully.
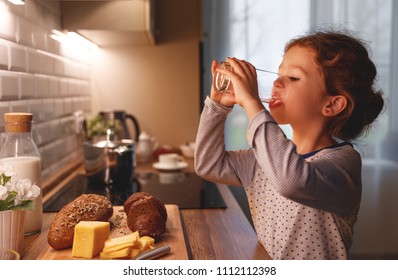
[158,153,183,168]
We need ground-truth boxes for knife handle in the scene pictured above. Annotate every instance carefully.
[134,245,171,260]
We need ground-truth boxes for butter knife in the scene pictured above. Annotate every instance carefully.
[133,245,171,260]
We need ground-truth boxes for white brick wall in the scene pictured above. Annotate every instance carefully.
[0,0,92,181]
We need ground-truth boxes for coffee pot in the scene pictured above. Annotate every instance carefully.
[136,131,158,163]
[83,128,135,190]
[99,110,140,142]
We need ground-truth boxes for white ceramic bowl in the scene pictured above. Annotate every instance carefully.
[180,142,195,158]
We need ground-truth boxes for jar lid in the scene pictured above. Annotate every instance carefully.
[4,112,33,122]
[4,113,33,133]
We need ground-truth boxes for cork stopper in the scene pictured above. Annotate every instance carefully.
[4,113,33,133]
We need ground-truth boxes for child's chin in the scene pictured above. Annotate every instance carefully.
[269,111,289,125]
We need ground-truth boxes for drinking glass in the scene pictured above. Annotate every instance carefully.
[213,61,282,103]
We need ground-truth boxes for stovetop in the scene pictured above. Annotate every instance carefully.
[43,172,226,212]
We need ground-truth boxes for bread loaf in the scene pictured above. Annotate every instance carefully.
[48,194,113,250]
[124,192,167,239]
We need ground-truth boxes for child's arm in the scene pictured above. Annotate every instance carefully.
[195,97,256,187]
[248,109,362,216]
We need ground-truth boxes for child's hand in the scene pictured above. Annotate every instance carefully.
[224,58,264,119]
[210,60,236,107]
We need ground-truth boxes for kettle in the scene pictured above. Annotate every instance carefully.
[99,110,140,142]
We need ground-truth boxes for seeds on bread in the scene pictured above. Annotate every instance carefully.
[48,194,113,250]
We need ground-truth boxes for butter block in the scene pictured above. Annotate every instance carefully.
[72,221,110,259]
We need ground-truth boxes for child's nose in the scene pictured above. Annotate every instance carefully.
[273,77,283,88]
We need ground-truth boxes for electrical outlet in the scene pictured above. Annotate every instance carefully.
[73,110,85,135]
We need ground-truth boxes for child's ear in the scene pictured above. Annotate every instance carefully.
[322,95,347,117]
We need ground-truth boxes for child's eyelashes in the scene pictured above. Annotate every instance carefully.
[277,74,300,82]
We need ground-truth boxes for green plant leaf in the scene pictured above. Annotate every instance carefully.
[11,200,35,211]
[0,192,17,211]
[0,173,12,185]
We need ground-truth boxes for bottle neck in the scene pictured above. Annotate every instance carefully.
[1,130,39,159]
[5,130,33,139]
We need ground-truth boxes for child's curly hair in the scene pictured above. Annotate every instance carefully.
[285,31,385,141]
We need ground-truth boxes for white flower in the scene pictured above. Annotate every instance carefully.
[0,168,40,211]
[0,164,15,178]
[13,179,40,206]
[0,185,8,200]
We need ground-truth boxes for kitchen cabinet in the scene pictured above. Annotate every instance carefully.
[61,0,156,46]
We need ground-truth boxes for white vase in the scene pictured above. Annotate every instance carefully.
[0,210,26,256]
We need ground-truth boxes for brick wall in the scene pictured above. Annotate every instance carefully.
[0,0,92,181]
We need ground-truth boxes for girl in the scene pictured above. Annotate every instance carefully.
[195,31,384,260]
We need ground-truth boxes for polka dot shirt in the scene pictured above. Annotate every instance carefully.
[195,97,362,260]
[245,153,359,260]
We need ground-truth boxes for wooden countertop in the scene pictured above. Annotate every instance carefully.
[23,159,271,260]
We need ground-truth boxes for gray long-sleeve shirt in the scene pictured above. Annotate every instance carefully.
[195,97,362,259]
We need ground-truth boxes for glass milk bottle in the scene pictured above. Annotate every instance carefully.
[0,113,43,235]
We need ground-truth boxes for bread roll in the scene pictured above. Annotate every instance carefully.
[48,194,113,250]
[124,192,167,239]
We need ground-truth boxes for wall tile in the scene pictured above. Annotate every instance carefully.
[82,81,90,95]
[73,97,87,112]
[8,43,26,71]
[0,71,19,100]
[10,99,28,113]
[0,8,17,41]
[63,116,75,136]
[0,40,7,69]
[46,34,60,55]
[63,98,73,115]
[59,78,68,96]
[68,80,76,95]
[35,75,48,98]
[53,56,64,76]
[16,17,34,47]
[0,101,10,129]
[27,49,40,73]
[34,121,48,146]
[53,99,63,117]
[42,99,54,120]
[33,26,46,50]
[39,53,53,75]
[47,119,60,142]
[47,76,59,97]
[28,99,44,122]
[20,73,36,98]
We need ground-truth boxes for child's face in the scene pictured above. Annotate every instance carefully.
[270,45,328,127]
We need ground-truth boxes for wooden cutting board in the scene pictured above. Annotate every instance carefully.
[37,204,188,260]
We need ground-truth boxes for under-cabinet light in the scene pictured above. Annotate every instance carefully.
[66,32,99,51]
[50,29,98,51]
[8,0,25,5]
